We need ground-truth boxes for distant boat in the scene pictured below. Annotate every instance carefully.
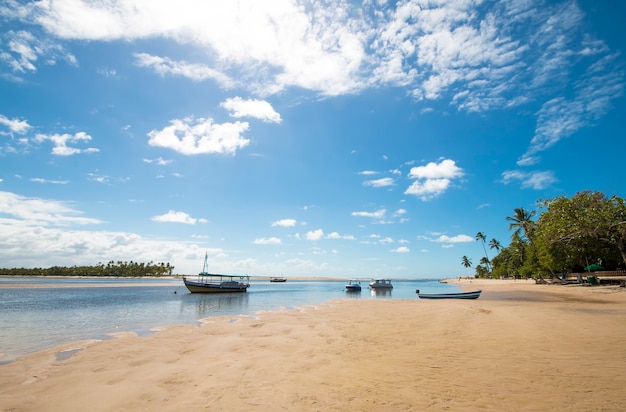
[345,279,362,291]
[369,278,393,289]
[416,290,481,299]
[182,253,250,293]
[269,277,287,283]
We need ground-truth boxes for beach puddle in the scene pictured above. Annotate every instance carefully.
[55,348,83,361]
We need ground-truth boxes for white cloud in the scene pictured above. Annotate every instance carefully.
[519,54,624,165]
[221,97,282,123]
[151,210,207,225]
[0,30,76,77]
[253,237,282,245]
[0,114,31,134]
[134,53,235,87]
[0,190,102,226]
[352,209,386,219]
[272,218,296,227]
[363,177,395,188]
[326,232,355,240]
[143,157,172,166]
[393,209,407,217]
[501,170,557,190]
[30,178,69,185]
[405,159,464,200]
[34,132,99,156]
[305,229,324,241]
[433,234,474,243]
[391,246,409,253]
[148,116,250,155]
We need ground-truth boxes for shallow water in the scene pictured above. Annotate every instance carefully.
[0,277,459,363]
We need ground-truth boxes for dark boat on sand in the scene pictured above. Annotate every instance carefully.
[416,290,481,299]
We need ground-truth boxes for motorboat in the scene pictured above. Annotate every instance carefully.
[345,279,362,291]
[369,278,393,289]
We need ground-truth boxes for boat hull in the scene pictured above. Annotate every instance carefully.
[417,290,481,299]
[183,277,249,293]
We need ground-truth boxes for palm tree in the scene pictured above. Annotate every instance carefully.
[476,232,491,272]
[461,255,472,269]
[506,207,536,241]
[489,238,501,252]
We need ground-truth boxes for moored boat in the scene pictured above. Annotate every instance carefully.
[269,277,287,282]
[182,253,250,293]
[369,278,393,289]
[345,279,362,291]
[416,290,481,299]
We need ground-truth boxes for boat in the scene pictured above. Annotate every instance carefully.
[369,278,393,289]
[269,277,287,282]
[345,279,362,291]
[416,290,482,299]
[182,253,250,293]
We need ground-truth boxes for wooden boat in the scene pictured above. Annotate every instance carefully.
[416,290,481,299]
[345,279,362,291]
[182,253,250,293]
[269,277,287,282]
[369,278,393,289]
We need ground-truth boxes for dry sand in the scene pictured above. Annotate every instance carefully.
[1,279,625,411]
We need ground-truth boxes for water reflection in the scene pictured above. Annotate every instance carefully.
[180,292,250,316]
[370,288,392,297]
[345,289,362,298]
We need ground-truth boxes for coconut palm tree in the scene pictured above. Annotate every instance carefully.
[489,238,501,252]
[506,207,536,241]
[476,232,491,272]
[461,255,472,269]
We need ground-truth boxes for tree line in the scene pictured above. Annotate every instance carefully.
[0,261,174,277]
[462,191,626,278]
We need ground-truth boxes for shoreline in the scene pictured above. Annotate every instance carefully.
[2,279,625,410]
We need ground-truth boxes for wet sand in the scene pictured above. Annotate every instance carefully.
[1,279,625,411]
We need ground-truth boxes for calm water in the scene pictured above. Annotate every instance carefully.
[0,277,459,363]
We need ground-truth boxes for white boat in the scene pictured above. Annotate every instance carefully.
[369,278,393,289]
[345,279,362,291]
[182,253,250,293]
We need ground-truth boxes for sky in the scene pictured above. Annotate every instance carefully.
[0,0,625,279]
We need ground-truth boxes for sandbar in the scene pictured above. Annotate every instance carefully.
[1,279,625,411]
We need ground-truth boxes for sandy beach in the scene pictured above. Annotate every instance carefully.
[1,279,625,411]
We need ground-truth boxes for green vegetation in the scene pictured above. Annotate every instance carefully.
[466,191,626,279]
[0,261,174,277]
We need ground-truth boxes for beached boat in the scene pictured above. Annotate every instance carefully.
[416,290,481,299]
[182,254,250,293]
[345,279,362,291]
[269,277,287,282]
[369,278,393,289]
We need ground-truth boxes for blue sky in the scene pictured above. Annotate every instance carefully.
[0,0,624,278]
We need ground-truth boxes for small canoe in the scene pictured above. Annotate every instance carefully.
[416,290,481,299]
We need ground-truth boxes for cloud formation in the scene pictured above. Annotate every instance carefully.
[1,0,623,168]
[147,116,250,155]
[405,159,464,200]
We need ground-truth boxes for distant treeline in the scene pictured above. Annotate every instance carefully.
[0,261,174,277]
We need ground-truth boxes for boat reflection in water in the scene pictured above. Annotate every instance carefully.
[180,292,250,317]
[370,288,392,297]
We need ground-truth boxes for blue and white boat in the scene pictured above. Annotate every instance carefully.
[345,279,362,291]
